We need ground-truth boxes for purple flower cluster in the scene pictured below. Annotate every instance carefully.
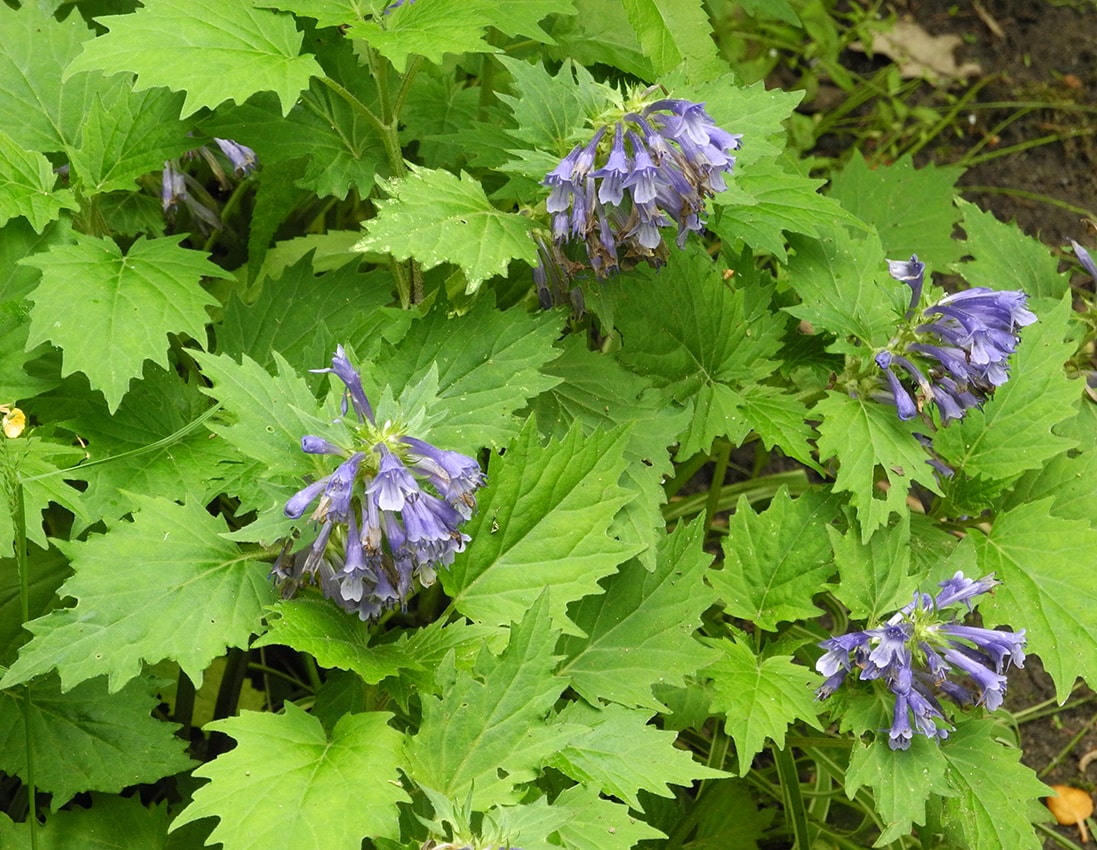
[541,97,741,283]
[161,137,257,232]
[275,346,486,620]
[874,255,1036,423]
[816,572,1026,750]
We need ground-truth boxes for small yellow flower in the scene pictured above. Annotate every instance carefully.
[1,406,25,439]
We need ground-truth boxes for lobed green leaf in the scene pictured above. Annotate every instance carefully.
[65,0,323,117]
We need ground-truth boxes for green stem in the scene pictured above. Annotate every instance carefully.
[12,474,38,848]
[704,440,732,533]
[391,55,423,129]
[365,50,424,305]
[319,66,420,306]
[213,648,248,723]
[960,127,1096,168]
[477,54,496,122]
[21,403,222,485]
[173,669,196,740]
[899,74,997,160]
[315,75,386,135]
[773,744,810,849]
[961,185,1097,221]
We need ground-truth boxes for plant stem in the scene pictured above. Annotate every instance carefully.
[12,473,38,849]
[774,744,811,849]
[704,440,732,533]
[174,669,196,739]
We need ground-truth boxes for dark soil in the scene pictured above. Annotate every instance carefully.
[909,0,1097,248]
[875,1,1097,845]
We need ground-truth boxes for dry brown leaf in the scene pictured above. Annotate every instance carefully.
[1047,785,1094,843]
[850,19,982,81]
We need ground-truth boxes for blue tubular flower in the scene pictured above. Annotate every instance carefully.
[539,93,740,284]
[161,161,186,212]
[313,344,374,424]
[368,444,420,511]
[816,571,1025,750]
[402,435,488,518]
[277,347,486,620]
[160,137,256,230]
[873,255,1037,424]
[213,138,257,176]
[1071,239,1097,282]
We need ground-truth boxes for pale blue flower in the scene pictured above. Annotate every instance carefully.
[875,255,1036,423]
[540,96,740,284]
[816,571,1025,750]
[278,348,486,619]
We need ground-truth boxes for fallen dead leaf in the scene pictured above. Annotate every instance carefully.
[850,19,982,81]
[1047,785,1094,843]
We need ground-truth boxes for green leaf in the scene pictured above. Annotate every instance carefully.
[815,390,941,542]
[843,735,955,846]
[546,0,653,80]
[0,4,103,153]
[400,65,482,168]
[346,0,497,71]
[64,0,323,117]
[67,86,192,194]
[828,515,918,623]
[0,495,275,693]
[355,165,538,291]
[255,0,374,29]
[202,47,387,201]
[193,349,329,482]
[784,228,904,353]
[712,162,864,262]
[0,674,193,806]
[678,777,773,849]
[613,246,785,454]
[953,199,1071,300]
[0,793,170,850]
[828,152,966,266]
[975,499,1097,701]
[218,256,407,372]
[443,420,639,635]
[478,0,577,44]
[359,295,562,453]
[477,786,662,850]
[551,784,665,850]
[620,0,722,79]
[406,593,568,807]
[528,334,689,569]
[738,0,800,23]
[496,55,610,157]
[1003,446,1097,525]
[549,702,724,809]
[0,436,88,554]
[937,720,1047,850]
[0,130,78,232]
[558,520,718,709]
[172,703,408,848]
[934,294,1077,483]
[0,545,70,667]
[0,218,72,400]
[615,246,784,389]
[386,618,506,702]
[255,596,420,684]
[22,234,228,412]
[736,383,822,472]
[710,487,836,630]
[59,361,229,522]
[705,637,822,774]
